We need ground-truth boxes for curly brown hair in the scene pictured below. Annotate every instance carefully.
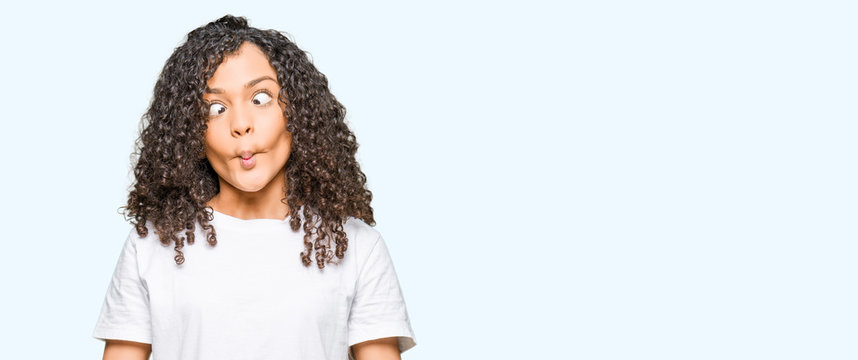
[122,15,374,269]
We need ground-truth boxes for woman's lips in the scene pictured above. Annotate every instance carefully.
[240,154,256,169]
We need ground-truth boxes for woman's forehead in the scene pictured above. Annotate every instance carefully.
[207,42,277,90]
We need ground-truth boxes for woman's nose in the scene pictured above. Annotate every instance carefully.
[232,123,252,136]
[230,109,253,137]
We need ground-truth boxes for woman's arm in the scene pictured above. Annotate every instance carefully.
[351,337,401,360]
[102,339,152,360]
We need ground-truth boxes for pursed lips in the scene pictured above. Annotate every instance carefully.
[238,151,257,169]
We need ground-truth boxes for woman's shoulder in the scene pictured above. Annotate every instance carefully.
[124,221,156,243]
[342,217,384,259]
[123,220,185,249]
[118,221,166,256]
[343,216,380,241]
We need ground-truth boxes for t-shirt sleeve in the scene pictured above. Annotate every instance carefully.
[92,229,152,344]
[347,234,417,357]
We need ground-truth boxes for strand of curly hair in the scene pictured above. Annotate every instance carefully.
[122,15,374,269]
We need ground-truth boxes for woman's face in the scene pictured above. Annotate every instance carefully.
[202,42,292,195]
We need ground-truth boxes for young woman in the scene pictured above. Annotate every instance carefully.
[92,15,416,360]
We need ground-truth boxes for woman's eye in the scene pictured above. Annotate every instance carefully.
[252,92,273,105]
[208,103,226,116]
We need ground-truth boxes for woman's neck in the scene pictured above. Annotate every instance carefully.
[206,173,290,221]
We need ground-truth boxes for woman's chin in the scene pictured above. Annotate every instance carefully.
[235,181,270,193]
[219,167,286,195]
[228,177,273,193]
[235,185,265,193]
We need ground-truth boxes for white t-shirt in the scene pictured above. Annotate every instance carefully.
[92,209,416,360]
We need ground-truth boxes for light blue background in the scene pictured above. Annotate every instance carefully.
[0,1,855,359]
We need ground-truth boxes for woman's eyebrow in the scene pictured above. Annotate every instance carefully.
[205,76,277,94]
